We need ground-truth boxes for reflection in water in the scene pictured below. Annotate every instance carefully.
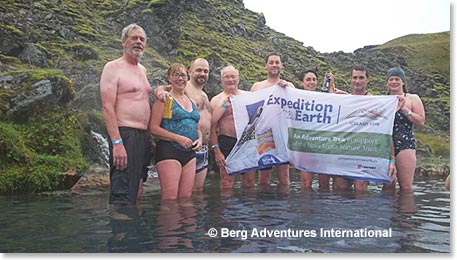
[390,182,450,253]
[155,199,197,250]
[395,192,419,228]
[107,204,147,252]
[398,192,418,214]
[0,178,450,253]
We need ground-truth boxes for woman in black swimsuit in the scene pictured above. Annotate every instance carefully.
[384,67,425,192]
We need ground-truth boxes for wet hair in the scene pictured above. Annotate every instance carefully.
[265,52,281,64]
[300,69,318,81]
[167,63,188,78]
[121,23,146,42]
[350,64,370,78]
[220,65,239,77]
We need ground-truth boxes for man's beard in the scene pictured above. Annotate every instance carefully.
[128,47,144,59]
[268,70,280,78]
[195,76,207,85]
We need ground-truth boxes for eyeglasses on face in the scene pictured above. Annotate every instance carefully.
[171,73,188,79]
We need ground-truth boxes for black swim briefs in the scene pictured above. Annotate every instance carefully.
[218,135,237,158]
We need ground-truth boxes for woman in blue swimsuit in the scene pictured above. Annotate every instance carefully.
[384,67,425,192]
[150,63,202,200]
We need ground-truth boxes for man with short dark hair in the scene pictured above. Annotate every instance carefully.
[251,52,294,186]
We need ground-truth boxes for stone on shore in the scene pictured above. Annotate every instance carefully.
[70,164,161,195]
[70,164,110,194]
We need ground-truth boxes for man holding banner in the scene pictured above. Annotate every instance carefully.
[338,65,397,191]
[250,52,295,186]
[210,65,256,189]
[344,65,373,191]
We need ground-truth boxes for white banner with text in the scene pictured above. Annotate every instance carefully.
[225,86,398,183]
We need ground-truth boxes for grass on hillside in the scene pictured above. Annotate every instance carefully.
[377,32,450,78]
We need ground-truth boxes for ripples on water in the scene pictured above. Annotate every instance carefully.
[0,176,450,253]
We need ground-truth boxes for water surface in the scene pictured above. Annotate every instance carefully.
[0,175,450,253]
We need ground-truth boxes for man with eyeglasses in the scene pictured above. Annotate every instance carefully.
[209,65,256,191]
[100,23,152,205]
[155,58,212,192]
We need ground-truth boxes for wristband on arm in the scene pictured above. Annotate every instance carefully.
[112,139,123,145]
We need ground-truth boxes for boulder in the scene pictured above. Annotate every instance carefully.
[415,164,450,180]
[18,43,48,67]
[59,169,82,189]
[6,74,74,122]
[70,164,161,195]
[70,164,110,194]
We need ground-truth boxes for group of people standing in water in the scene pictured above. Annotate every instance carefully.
[100,23,426,206]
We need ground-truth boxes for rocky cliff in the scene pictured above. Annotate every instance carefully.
[0,0,450,193]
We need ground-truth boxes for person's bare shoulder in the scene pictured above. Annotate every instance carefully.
[102,58,120,70]
[210,91,224,104]
[201,91,210,102]
[139,63,147,73]
[210,92,226,111]
[407,93,421,101]
[101,58,123,83]
[239,89,250,95]
[251,81,264,92]
[408,94,425,111]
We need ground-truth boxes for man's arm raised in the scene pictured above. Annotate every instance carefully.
[154,84,172,102]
